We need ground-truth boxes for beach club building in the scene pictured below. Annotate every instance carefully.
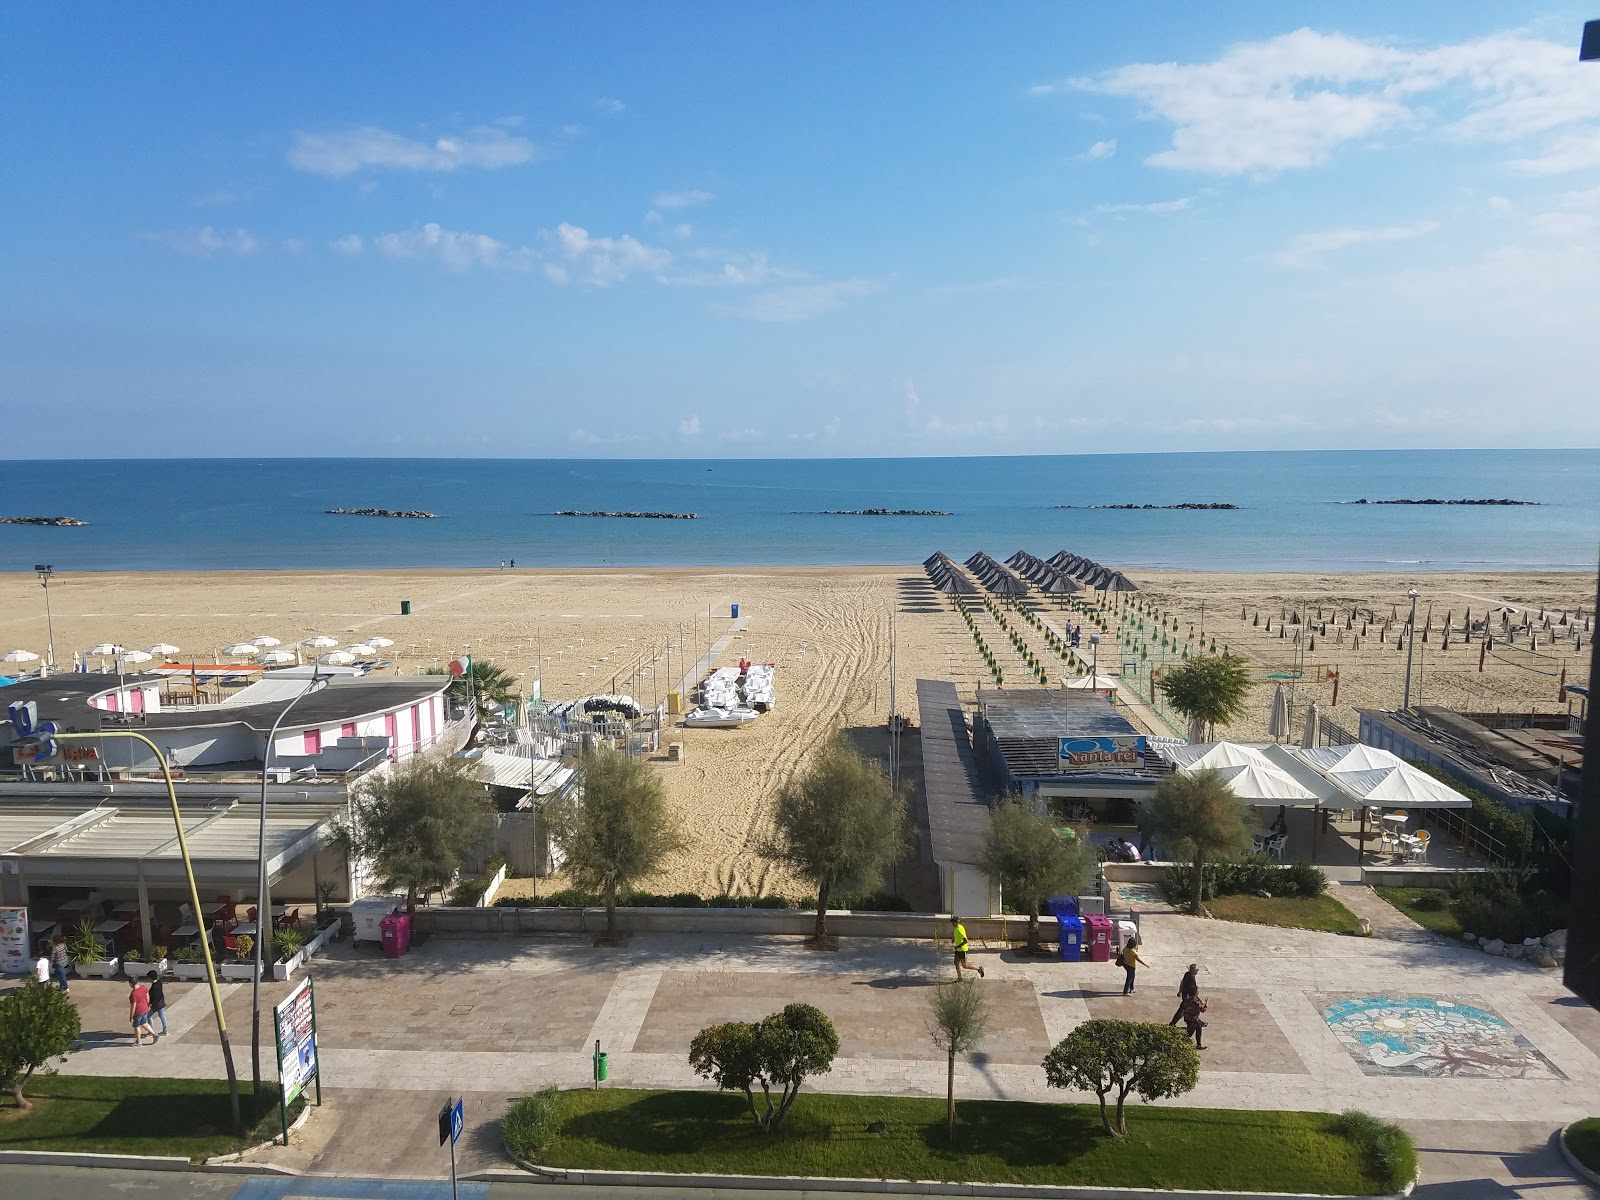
[0,669,458,958]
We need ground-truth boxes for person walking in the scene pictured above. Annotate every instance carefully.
[127,977,155,1046]
[1168,963,1199,1025]
[1178,989,1208,1050]
[145,969,168,1038]
[950,915,985,979]
[35,944,51,985]
[49,934,71,992]
[1119,936,1148,995]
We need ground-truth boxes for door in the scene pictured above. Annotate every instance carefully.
[410,705,421,753]
[303,729,321,755]
[385,711,397,759]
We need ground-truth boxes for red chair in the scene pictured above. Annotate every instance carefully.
[282,907,301,929]
[246,906,259,923]
[222,934,239,956]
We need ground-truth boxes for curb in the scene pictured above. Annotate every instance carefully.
[494,1155,1416,1200]
[202,1101,314,1169]
[1558,1122,1600,1190]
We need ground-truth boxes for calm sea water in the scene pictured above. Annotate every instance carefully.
[2,450,1597,573]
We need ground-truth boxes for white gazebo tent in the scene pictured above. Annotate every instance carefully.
[1164,741,1270,772]
[1287,743,1473,863]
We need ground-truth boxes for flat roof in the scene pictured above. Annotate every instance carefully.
[916,679,990,868]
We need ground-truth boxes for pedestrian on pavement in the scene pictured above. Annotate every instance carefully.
[127,977,154,1046]
[1168,963,1199,1025]
[1119,936,1148,995]
[145,969,168,1037]
[950,915,985,979]
[35,944,51,984]
[49,934,71,991]
[1178,990,1208,1050]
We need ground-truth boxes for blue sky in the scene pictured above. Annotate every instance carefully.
[3,2,1599,458]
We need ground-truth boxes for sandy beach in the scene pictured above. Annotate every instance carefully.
[1,565,1592,896]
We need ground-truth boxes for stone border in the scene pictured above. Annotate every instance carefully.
[201,1098,313,1167]
[1558,1120,1600,1189]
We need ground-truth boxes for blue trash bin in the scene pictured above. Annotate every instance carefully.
[1057,914,1084,961]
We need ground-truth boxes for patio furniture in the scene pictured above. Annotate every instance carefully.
[232,921,259,937]
[1409,830,1430,862]
[1265,833,1288,862]
[171,923,200,939]
[92,918,129,935]
[112,900,140,915]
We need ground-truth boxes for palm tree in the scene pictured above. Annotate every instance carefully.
[1155,652,1251,740]
[427,658,517,746]
[1142,769,1254,914]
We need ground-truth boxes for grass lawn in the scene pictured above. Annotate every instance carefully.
[1566,1118,1600,1175]
[0,1075,298,1162]
[522,1087,1391,1195]
[1373,887,1463,937]
[1205,893,1361,934]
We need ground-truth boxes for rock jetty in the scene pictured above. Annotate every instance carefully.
[1348,498,1537,506]
[815,508,952,516]
[1054,503,1239,511]
[0,515,87,526]
[325,508,437,518]
[554,510,699,519]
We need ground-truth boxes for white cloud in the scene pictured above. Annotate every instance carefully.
[678,414,702,437]
[1093,197,1193,216]
[280,237,310,255]
[1527,185,1600,239]
[372,223,534,271]
[595,97,625,114]
[653,189,714,209]
[717,427,764,443]
[723,279,876,322]
[1082,139,1118,160]
[1275,220,1440,268]
[1488,195,1514,215]
[331,234,364,256]
[568,427,634,445]
[288,125,536,177]
[145,226,260,257]
[1062,29,1600,176]
[671,223,694,239]
[549,223,670,286]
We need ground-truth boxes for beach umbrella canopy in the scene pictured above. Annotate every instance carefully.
[145,643,181,657]
[302,635,339,649]
[1267,683,1291,740]
[1065,672,1120,690]
[259,649,297,665]
[1103,572,1139,593]
[319,649,356,665]
[251,635,282,648]
[1,649,40,663]
[118,649,153,665]
[1040,574,1080,595]
[934,575,979,595]
[986,574,1030,595]
[88,642,120,656]
[222,642,260,657]
[1300,701,1320,749]
[347,643,376,657]
[367,636,394,648]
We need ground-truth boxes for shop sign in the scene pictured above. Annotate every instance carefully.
[1058,735,1147,771]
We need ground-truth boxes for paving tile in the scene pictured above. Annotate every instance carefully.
[1083,985,1309,1074]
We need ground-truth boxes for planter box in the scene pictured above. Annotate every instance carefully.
[121,958,168,979]
[219,962,260,982]
[172,963,210,981]
[75,958,120,979]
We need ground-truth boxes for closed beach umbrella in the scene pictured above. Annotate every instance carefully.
[2,649,40,663]
[1301,700,1320,748]
[1187,717,1207,744]
[259,649,296,665]
[347,643,376,657]
[222,642,260,657]
[303,635,339,650]
[1267,683,1291,741]
[251,635,282,648]
[367,636,395,648]
[319,649,356,666]
[146,643,181,657]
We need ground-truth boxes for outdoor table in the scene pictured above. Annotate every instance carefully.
[29,919,57,936]
[60,896,95,912]
[171,923,200,939]
[232,921,260,937]
[1381,812,1408,830]
[92,918,129,934]
[112,900,141,914]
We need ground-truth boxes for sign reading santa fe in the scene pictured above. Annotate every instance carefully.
[1058,735,1147,772]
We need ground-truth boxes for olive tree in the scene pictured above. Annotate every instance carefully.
[0,981,81,1109]
[546,745,684,943]
[927,979,989,1141]
[764,736,905,941]
[1042,1019,1198,1136]
[688,1003,840,1132]
[979,801,1094,954]
[1143,769,1254,914]
[1155,652,1251,740]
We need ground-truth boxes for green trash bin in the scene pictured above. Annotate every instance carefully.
[595,1050,609,1081]
[400,599,412,616]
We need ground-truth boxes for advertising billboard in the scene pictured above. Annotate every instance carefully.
[1058,735,1147,772]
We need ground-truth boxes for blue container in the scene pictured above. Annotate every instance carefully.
[1057,913,1084,962]
[1046,895,1079,920]
[732,603,740,618]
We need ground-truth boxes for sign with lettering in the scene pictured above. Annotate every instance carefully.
[7,701,58,762]
[1058,735,1147,772]
[0,907,28,975]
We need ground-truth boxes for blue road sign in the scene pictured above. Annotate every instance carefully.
[450,1096,464,1145]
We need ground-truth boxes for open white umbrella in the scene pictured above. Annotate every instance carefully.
[118,649,153,665]
[1267,683,1291,741]
[346,643,376,657]
[367,636,394,649]
[146,643,181,657]
[259,649,297,665]
[222,642,260,657]
[303,635,339,650]
[1,649,40,664]
[88,642,121,657]
[319,650,356,666]
[251,635,282,648]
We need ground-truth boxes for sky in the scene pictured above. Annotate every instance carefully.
[3,2,1600,459]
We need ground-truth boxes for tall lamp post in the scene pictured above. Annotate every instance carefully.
[251,668,325,1098]
[1402,588,1420,710]
[1089,632,1101,685]
[34,564,56,672]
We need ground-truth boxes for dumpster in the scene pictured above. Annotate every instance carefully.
[1085,914,1113,962]
[349,898,401,948]
[379,911,412,959]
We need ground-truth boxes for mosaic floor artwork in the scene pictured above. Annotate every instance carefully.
[1108,882,1172,911]
[1318,994,1565,1080]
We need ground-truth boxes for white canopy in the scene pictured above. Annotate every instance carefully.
[221,642,259,657]
[1288,744,1472,809]
[1164,741,1268,772]
[1299,743,1399,775]
[1065,672,1120,691]
[1213,760,1320,805]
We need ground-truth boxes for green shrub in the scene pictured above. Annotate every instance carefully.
[67,920,103,966]
[1333,1109,1417,1192]
[1409,889,1448,912]
[502,1085,562,1161]
[172,947,203,965]
[1449,870,1566,942]
[272,928,304,962]
[1161,855,1325,903]
[829,891,914,912]
[1279,863,1327,897]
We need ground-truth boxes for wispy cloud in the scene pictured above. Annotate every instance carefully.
[548,223,670,286]
[1082,139,1117,160]
[331,234,364,256]
[722,279,876,322]
[1093,197,1194,216]
[144,226,261,257]
[677,413,702,437]
[594,97,625,114]
[654,189,714,209]
[1275,220,1440,268]
[373,223,535,271]
[288,125,536,177]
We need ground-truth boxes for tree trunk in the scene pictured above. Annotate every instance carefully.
[1190,851,1205,915]
[11,1083,30,1109]
[405,883,417,914]
[1115,1087,1129,1135]
[1027,904,1040,955]
[605,886,618,943]
[946,1048,956,1141]
[814,878,830,941]
[1096,1091,1113,1135]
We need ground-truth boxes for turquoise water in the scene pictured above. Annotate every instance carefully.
[2,449,1596,572]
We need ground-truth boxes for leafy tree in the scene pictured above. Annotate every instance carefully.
[1143,769,1254,915]
[927,980,989,1141]
[546,745,684,943]
[764,735,906,941]
[338,754,494,912]
[427,657,518,745]
[688,1003,839,1132]
[979,801,1094,954]
[0,981,82,1109]
[1155,652,1251,740]
[1042,1020,1198,1136]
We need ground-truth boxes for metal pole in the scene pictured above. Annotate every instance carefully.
[36,565,56,671]
[252,670,325,1098]
[53,731,242,1133]
[1403,588,1420,709]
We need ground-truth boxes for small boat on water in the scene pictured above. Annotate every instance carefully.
[682,706,761,729]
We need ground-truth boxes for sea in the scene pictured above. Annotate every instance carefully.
[3,449,1598,573]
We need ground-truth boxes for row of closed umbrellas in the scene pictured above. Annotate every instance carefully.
[920,549,1140,598]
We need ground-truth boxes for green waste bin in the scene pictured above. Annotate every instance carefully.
[595,1051,609,1081]
[401,599,412,616]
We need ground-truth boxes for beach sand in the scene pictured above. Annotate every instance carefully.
[1,565,1592,896]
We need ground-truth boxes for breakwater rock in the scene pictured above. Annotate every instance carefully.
[814,508,953,516]
[555,510,700,519]
[1348,498,1538,506]
[326,508,438,518]
[0,515,88,526]
[1055,503,1239,511]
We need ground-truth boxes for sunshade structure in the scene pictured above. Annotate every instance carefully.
[985,572,1030,595]
[367,636,395,649]
[1040,573,1081,595]
[221,642,259,657]
[1165,740,1270,771]
[302,635,339,650]
[1267,683,1291,740]
[933,575,980,595]
[2,650,40,664]
[1297,744,1471,808]
[251,635,282,648]
[145,643,181,657]
[259,649,297,666]
[319,649,357,666]
[1167,741,1334,807]
[1065,672,1120,691]
[1101,571,1139,593]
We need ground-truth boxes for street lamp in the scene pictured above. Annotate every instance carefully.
[34,565,55,672]
[1403,588,1421,709]
[1090,632,1101,684]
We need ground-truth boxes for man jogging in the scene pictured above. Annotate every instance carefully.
[951,915,985,979]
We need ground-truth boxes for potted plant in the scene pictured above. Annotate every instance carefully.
[68,918,119,979]
[220,933,259,981]
[269,927,305,980]
[121,946,144,977]
[147,945,170,977]
[171,945,209,981]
